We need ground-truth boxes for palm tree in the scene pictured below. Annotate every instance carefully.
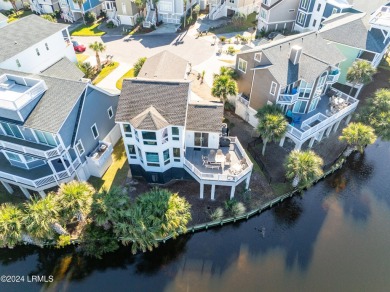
[89,41,106,71]
[211,75,238,107]
[23,194,66,243]
[214,66,238,80]
[285,150,324,187]
[152,0,159,23]
[135,0,147,16]
[78,61,95,79]
[256,105,288,155]
[359,89,390,141]
[4,0,18,14]
[346,60,376,96]
[339,122,377,153]
[57,181,95,222]
[73,0,87,23]
[182,0,187,28]
[0,204,23,248]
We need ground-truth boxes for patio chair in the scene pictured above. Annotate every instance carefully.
[292,116,301,124]
[286,110,293,119]
[209,150,215,156]
[225,153,231,165]
[216,149,223,155]
[240,157,247,165]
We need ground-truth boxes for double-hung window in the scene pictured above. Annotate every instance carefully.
[163,149,170,165]
[34,129,57,146]
[142,131,157,145]
[270,82,277,95]
[146,152,159,167]
[75,140,85,156]
[91,124,99,139]
[297,11,305,25]
[173,148,181,162]
[171,127,180,141]
[238,58,247,73]
[123,124,132,138]
[300,0,309,9]
[127,144,137,159]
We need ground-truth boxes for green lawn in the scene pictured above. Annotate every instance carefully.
[76,54,89,63]
[88,139,129,192]
[7,10,34,23]
[116,68,134,89]
[211,12,258,34]
[92,62,119,85]
[71,22,106,36]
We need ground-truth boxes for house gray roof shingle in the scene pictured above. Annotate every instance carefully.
[131,106,170,130]
[0,15,68,62]
[116,79,189,127]
[137,50,188,80]
[186,102,224,133]
[241,31,345,86]
[41,57,84,80]
[0,68,87,133]
[320,12,390,54]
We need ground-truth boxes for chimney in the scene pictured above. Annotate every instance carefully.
[289,45,303,65]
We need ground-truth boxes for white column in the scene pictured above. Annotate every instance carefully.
[38,190,46,198]
[200,182,204,199]
[60,156,71,176]
[279,136,286,147]
[308,137,316,148]
[294,142,302,150]
[345,114,352,125]
[211,184,215,200]
[333,120,341,133]
[19,186,31,199]
[230,185,236,199]
[317,130,325,141]
[1,181,13,194]
[326,125,333,137]
[245,175,251,189]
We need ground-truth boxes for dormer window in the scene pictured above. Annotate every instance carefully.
[254,52,262,62]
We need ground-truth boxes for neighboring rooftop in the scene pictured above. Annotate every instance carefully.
[0,69,87,133]
[239,32,345,86]
[41,57,84,81]
[320,12,390,53]
[137,51,188,80]
[186,102,224,133]
[0,15,68,62]
[116,79,190,127]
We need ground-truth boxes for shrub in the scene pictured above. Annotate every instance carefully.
[210,207,224,221]
[84,11,97,24]
[41,14,57,23]
[100,10,107,19]
[224,101,235,111]
[78,62,96,79]
[193,4,200,17]
[232,12,246,26]
[133,57,147,77]
[219,36,226,42]
[231,202,246,217]
[226,46,235,55]
[106,20,115,28]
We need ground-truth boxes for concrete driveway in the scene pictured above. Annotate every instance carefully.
[72,31,216,67]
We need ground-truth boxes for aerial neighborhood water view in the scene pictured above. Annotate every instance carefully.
[0,0,389,291]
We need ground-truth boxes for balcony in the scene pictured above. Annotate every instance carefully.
[0,74,47,111]
[326,69,340,84]
[237,93,249,106]
[86,141,113,177]
[278,88,299,104]
[0,152,80,189]
[286,90,359,141]
[184,137,253,183]
[0,135,64,158]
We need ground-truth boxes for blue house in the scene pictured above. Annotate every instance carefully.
[59,0,103,22]
[0,60,120,198]
[294,0,353,32]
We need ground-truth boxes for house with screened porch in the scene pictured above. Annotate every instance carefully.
[234,31,359,150]
[116,51,253,200]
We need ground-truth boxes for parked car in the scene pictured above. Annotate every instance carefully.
[72,41,86,53]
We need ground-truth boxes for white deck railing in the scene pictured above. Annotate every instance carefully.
[286,91,359,141]
[277,92,299,104]
[184,137,253,183]
[0,139,64,159]
[237,94,249,106]
[326,72,340,83]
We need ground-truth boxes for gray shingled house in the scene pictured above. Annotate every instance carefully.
[235,31,360,150]
[0,66,120,198]
[116,51,253,200]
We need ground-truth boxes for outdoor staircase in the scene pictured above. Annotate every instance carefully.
[107,8,121,26]
[30,0,45,14]
[59,0,75,23]
[209,0,226,20]
[143,4,156,28]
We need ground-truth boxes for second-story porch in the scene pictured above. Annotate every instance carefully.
[183,136,253,200]
[281,89,359,150]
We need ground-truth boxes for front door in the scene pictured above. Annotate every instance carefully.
[293,100,308,114]
[194,132,209,147]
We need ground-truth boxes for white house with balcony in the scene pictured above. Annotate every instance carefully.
[234,31,359,150]
[101,0,139,26]
[116,51,252,200]
[0,67,120,198]
[0,15,76,74]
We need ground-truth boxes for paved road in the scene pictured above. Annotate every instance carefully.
[73,31,216,67]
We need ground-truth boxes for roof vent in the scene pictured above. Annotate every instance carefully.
[289,45,303,65]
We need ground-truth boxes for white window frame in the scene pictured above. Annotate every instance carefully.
[300,0,309,9]
[260,8,267,20]
[238,58,247,73]
[317,3,321,12]
[75,139,85,156]
[270,81,277,96]
[107,106,113,119]
[297,11,305,25]
[91,124,99,139]
[254,52,262,62]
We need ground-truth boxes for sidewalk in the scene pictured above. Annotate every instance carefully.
[95,62,132,94]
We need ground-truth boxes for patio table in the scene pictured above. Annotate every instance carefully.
[215,153,225,169]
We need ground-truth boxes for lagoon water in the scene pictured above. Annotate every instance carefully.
[1,141,390,292]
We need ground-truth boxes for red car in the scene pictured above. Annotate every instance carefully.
[72,41,86,53]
